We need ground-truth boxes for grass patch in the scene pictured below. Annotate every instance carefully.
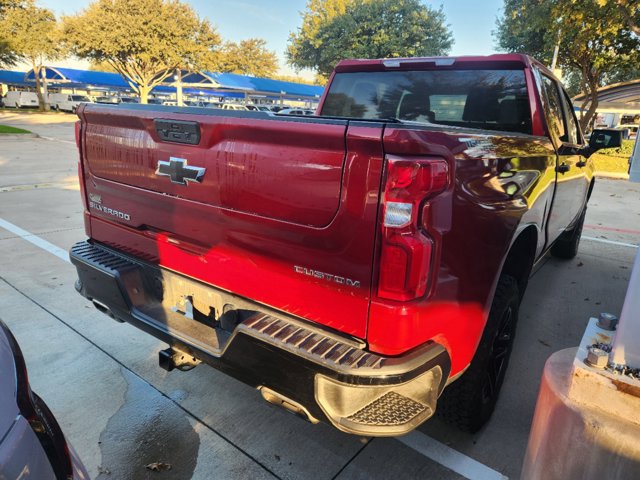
[592,139,634,175]
[0,124,31,134]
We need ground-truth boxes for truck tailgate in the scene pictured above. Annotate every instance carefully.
[78,105,384,338]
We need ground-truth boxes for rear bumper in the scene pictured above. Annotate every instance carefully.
[70,240,450,436]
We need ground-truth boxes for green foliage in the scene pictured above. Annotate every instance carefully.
[220,38,278,77]
[495,0,552,61]
[89,60,119,73]
[599,138,635,156]
[563,64,639,98]
[590,153,629,174]
[287,0,454,77]
[0,1,60,61]
[63,0,222,103]
[603,0,640,36]
[0,0,55,67]
[495,0,640,131]
[271,73,324,86]
[590,139,635,175]
[287,0,350,72]
[0,0,24,66]
[0,0,61,110]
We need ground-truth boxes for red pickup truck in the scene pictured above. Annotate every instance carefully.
[70,54,619,436]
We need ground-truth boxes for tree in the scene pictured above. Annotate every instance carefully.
[89,60,118,73]
[287,0,454,78]
[220,38,278,77]
[495,0,640,131]
[606,0,640,36]
[286,0,350,74]
[271,73,324,86]
[564,64,640,97]
[63,0,222,103]
[0,0,24,67]
[0,1,61,110]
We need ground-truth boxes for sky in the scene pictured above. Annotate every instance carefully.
[26,0,505,80]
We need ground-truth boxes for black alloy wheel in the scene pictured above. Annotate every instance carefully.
[437,275,520,433]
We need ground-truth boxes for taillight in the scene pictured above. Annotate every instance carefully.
[377,156,449,301]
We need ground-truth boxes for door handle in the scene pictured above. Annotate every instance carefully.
[154,119,201,145]
[556,163,570,174]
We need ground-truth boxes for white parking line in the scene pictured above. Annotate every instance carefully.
[39,135,75,144]
[0,216,507,479]
[0,218,70,263]
[399,432,508,480]
[582,236,638,249]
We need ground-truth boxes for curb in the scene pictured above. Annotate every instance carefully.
[594,171,629,180]
[0,133,39,139]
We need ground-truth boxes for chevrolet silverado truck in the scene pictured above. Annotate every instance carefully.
[69,54,620,436]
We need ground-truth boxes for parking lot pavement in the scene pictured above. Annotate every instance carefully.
[0,110,78,141]
[0,117,638,479]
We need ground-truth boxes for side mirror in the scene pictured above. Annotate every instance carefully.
[589,129,623,151]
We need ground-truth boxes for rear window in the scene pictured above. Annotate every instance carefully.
[320,69,532,134]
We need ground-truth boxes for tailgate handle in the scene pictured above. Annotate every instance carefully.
[155,119,201,145]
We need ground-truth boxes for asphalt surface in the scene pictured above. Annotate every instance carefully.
[0,111,638,480]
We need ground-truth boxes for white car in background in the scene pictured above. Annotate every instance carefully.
[277,108,315,115]
[245,105,273,112]
[49,94,92,113]
[221,104,248,111]
[3,91,39,108]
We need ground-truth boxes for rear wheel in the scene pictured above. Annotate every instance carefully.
[551,206,586,259]
[437,275,520,433]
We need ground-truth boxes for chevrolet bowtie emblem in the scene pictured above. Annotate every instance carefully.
[155,157,205,185]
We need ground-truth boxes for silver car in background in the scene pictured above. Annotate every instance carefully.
[0,319,88,479]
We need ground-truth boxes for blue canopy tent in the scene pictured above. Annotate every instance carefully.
[12,66,324,104]
[0,70,33,88]
[205,71,323,101]
[24,67,130,90]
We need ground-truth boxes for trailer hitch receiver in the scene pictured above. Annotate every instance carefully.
[159,347,201,372]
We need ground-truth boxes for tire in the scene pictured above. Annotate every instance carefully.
[551,206,586,259]
[437,275,520,433]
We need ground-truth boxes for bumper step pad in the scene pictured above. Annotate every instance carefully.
[345,392,430,427]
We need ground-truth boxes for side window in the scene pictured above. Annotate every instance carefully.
[540,74,566,141]
[559,89,581,145]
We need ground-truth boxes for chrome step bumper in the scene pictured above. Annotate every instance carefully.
[70,240,450,436]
